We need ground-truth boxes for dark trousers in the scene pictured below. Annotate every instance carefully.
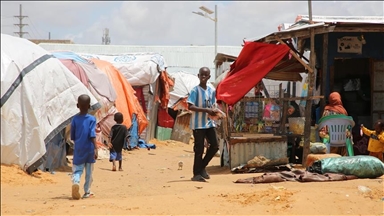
[192,127,219,176]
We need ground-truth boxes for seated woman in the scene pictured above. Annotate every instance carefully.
[319,92,350,156]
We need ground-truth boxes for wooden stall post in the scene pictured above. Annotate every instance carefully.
[280,93,290,134]
[320,33,329,114]
[302,1,316,167]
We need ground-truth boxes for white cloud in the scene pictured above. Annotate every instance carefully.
[1,1,383,45]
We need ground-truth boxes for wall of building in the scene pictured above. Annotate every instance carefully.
[311,32,384,97]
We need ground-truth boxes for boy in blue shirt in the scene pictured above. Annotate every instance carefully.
[187,67,219,182]
[70,94,98,200]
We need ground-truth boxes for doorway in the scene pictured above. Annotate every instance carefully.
[332,58,371,154]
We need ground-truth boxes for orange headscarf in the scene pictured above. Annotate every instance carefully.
[324,92,348,115]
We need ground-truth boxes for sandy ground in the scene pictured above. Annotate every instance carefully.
[1,139,384,216]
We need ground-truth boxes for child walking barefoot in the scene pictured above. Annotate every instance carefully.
[108,112,128,171]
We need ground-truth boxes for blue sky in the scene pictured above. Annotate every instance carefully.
[1,1,383,46]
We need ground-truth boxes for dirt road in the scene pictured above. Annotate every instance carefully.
[1,139,383,215]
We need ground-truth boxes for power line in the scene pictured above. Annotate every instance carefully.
[1,15,14,19]
[13,4,28,38]
[27,18,43,38]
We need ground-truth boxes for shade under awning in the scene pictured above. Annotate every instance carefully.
[265,54,305,81]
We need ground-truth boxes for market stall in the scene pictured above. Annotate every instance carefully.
[216,41,321,169]
[251,15,384,157]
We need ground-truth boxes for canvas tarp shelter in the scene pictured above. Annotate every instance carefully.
[79,53,167,86]
[91,58,149,135]
[52,51,117,124]
[1,34,99,171]
[216,42,305,105]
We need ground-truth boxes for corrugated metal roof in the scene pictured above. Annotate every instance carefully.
[38,44,243,73]
[296,15,384,24]
[245,15,384,43]
[244,22,326,42]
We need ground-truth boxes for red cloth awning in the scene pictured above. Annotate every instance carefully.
[216,42,291,105]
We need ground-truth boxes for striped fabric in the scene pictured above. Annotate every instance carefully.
[187,85,216,129]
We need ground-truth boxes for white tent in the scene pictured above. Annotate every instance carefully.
[168,71,215,108]
[1,34,99,172]
[78,53,167,86]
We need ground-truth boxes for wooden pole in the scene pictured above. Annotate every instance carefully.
[274,36,313,73]
[302,0,316,167]
[320,33,329,116]
[280,93,290,134]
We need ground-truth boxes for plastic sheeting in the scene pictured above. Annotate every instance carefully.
[126,114,139,149]
[52,52,117,123]
[216,42,291,105]
[1,33,99,170]
[91,59,148,135]
[42,129,67,172]
[309,155,384,178]
[79,53,167,86]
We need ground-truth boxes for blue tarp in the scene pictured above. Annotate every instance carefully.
[51,51,89,64]
[125,113,156,150]
[138,139,156,149]
[126,114,139,149]
[41,129,67,172]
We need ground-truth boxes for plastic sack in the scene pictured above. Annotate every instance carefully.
[310,142,327,154]
[309,155,384,178]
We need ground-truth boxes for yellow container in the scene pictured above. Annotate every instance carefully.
[310,126,317,142]
[288,117,305,135]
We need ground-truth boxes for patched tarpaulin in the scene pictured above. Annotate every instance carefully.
[1,34,99,170]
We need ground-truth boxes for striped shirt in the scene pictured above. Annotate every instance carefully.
[187,85,216,130]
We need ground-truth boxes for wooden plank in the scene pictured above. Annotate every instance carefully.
[320,33,329,116]
[240,95,324,102]
[287,82,291,95]
[290,50,314,73]
[280,93,290,134]
[274,36,314,73]
[261,26,382,43]
[262,26,335,43]
[230,133,276,138]
[279,83,283,99]
[230,136,287,145]
[332,26,384,32]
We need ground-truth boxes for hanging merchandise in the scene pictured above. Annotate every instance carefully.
[262,99,281,122]
[299,77,309,107]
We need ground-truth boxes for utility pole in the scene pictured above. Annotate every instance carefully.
[14,4,28,38]
[192,5,218,79]
[102,28,111,45]
[214,5,218,79]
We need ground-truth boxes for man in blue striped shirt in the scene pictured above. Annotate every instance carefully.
[187,67,219,182]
